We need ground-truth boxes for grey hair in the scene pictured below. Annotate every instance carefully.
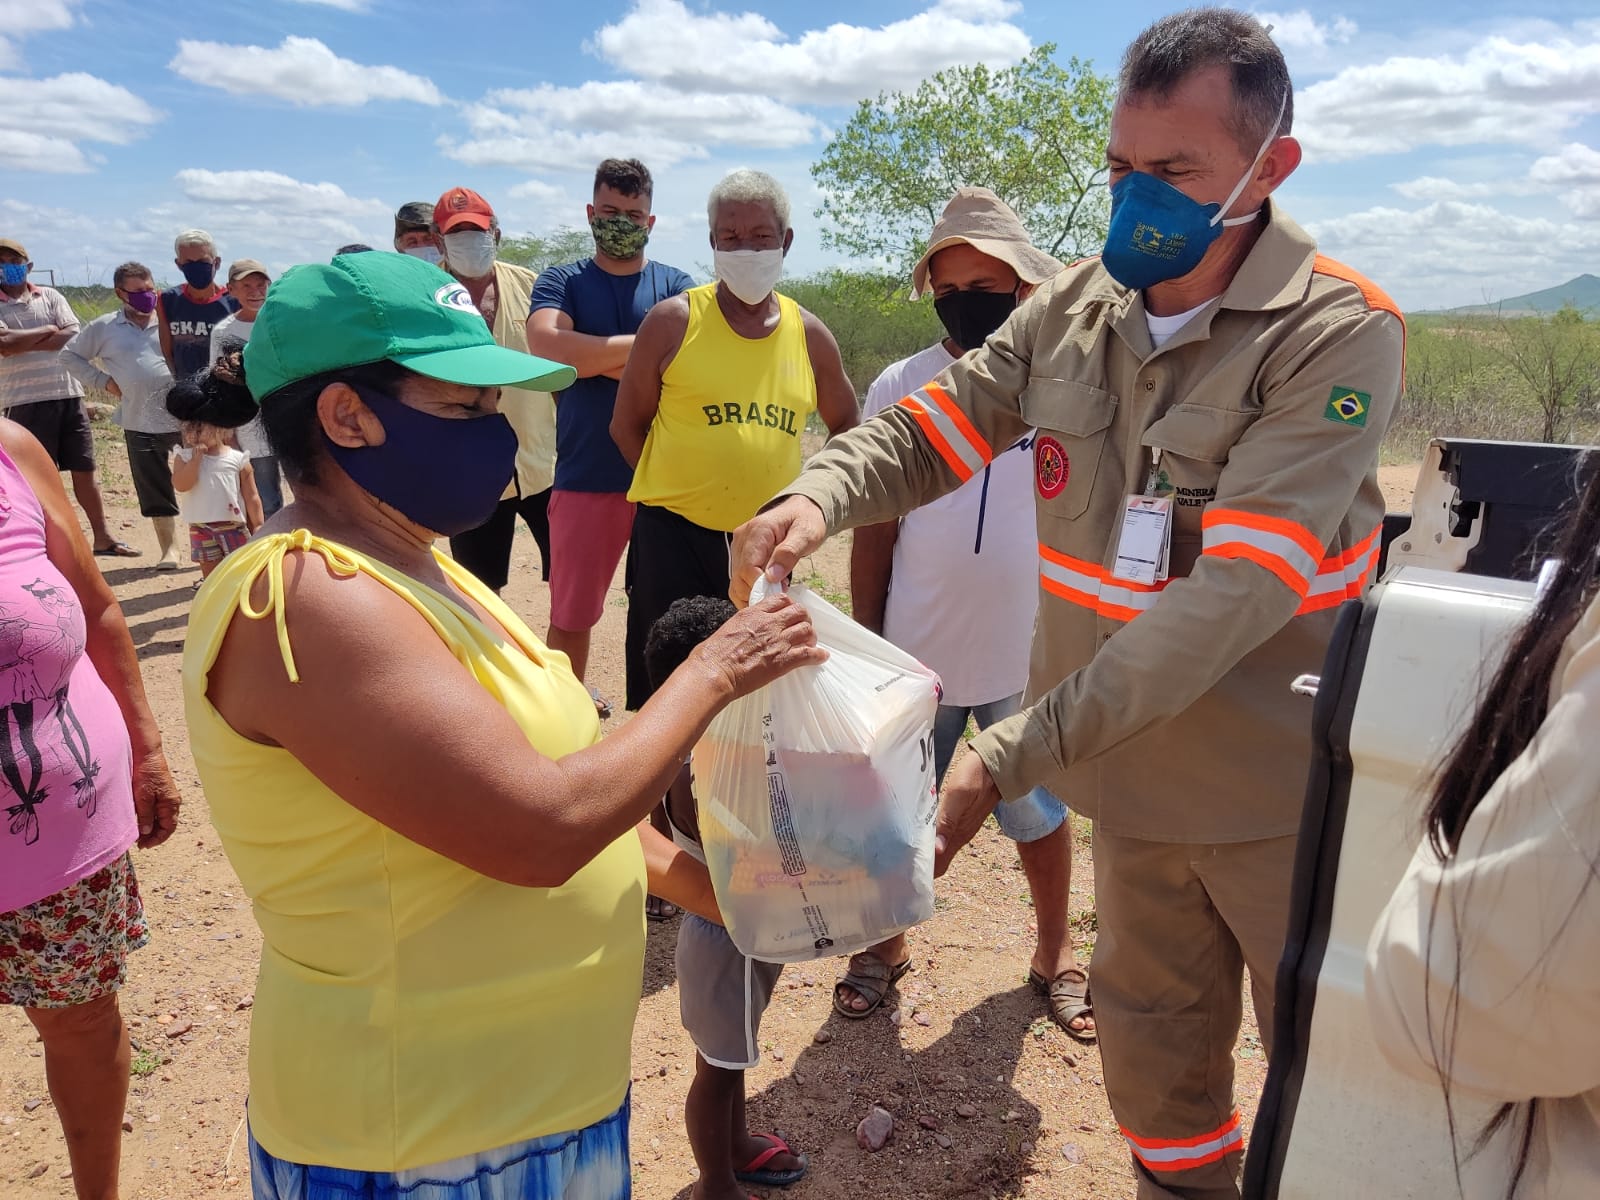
[1118,7,1293,154]
[174,228,217,256]
[707,169,791,232]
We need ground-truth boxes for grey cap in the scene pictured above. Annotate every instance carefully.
[910,188,1065,300]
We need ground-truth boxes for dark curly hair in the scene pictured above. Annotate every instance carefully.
[644,595,736,692]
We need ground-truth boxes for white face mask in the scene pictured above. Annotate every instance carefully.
[402,244,443,266]
[442,229,496,277]
[714,248,784,304]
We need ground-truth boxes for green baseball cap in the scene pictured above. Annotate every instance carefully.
[241,251,575,403]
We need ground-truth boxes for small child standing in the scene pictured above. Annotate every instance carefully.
[170,422,262,577]
[645,596,810,1200]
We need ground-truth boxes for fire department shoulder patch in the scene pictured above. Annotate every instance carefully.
[1035,435,1068,499]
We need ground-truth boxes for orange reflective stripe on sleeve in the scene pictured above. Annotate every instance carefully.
[897,382,992,482]
[1296,524,1382,615]
[1121,1110,1244,1173]
[1202,508,1322,597]
[1038,544,1167,622]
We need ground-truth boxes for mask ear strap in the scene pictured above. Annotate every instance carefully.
[1211,88,1289,228]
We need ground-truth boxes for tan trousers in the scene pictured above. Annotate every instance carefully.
[1090,831,1297,1200]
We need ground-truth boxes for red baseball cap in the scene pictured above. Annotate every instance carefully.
[433,187,495,233]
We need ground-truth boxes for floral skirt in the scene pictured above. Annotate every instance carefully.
[0,853,149,1008]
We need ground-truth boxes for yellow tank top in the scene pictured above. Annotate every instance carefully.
[180,531,646,1171]
[628,283,817,531]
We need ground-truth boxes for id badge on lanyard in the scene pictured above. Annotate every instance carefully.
[1111,448,1172,586]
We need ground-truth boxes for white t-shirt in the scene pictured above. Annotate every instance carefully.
[209,314,271,459]
[864,342,1038,707]
[1144,299,1215,350]
[174,445,249,525]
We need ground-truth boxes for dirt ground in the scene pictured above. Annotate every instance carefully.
[0,448,1423,1200]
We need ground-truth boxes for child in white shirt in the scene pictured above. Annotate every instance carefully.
[170,422,262,577]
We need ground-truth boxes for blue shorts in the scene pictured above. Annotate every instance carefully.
[932,694,1069,844]
[248,1094,630,1200]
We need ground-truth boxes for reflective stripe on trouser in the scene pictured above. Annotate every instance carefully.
[1089,830,1297,1200]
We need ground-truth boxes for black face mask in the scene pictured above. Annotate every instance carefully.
[934,287,1019,352]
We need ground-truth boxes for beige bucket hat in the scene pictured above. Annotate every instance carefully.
[910,187,1064,299]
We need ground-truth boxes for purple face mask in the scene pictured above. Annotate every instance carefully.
[123,289,158,314]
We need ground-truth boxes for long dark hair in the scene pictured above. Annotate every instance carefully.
[1421,454,1600,1197]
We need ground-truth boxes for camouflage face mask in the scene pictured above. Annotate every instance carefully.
[590,213,650,260]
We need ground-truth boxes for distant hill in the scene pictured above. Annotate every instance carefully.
[1440,274,1600,318]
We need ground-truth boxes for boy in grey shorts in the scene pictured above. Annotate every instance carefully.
[645,597,809,1198]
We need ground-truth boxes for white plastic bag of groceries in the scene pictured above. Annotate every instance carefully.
[694,580,942,963]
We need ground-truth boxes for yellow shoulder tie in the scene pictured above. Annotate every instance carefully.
[233,530,363,684]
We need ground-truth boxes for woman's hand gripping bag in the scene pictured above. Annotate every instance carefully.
[695,581,942,963]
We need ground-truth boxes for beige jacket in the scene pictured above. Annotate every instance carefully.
[489,260,556,498]
[782,202,1405,840]
[1366,594,1600,1198]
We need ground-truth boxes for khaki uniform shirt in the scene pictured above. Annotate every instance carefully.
[488,261,556,499]
[783,203,1404,842]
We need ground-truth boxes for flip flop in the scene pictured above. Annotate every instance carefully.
[734,1132,808,1187]
[589,688,613,720]
[1029,965,1097,1044]
[93,540,141,558]
[833,952,912,1019]
[645,895,680,922]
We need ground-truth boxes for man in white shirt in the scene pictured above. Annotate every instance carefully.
[208,259,281,515]
[59,261,185,567]
[0,237,135,555]
[839,190,1094,1041]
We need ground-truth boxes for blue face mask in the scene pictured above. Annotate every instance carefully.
[1100,92,1287,291]
[324,385,517,537]
[1,263,28,287]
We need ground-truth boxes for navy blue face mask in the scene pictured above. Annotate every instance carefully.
[179,259,217,289]
[324,385,517,537]
[1100,92,1287,291]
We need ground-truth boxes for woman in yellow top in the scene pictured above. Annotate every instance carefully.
[611,168,859,712]
[177,252,823,1200]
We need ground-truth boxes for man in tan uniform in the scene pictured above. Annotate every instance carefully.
[730,10,1404,1199]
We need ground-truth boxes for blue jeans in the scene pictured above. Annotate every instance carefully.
[932,693,1069,843]
[251,456,284,518]
[248,1094,630,1200]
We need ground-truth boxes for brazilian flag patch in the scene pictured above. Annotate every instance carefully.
[1324,386,1370,427]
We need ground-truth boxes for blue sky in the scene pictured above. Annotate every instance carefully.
[3,0,1598,311]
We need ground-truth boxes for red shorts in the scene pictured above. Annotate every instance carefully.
[547,490,634,630]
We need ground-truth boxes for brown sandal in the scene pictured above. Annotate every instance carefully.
[833,952,912,1019]
[1029,966,1097,1044]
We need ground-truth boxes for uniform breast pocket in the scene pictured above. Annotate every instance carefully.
[1019,379,1116,521]
[1141,404,1256,545]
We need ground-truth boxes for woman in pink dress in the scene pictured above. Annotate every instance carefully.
[0,417,182,1200]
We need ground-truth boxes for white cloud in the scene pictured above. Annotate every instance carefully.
[0,129,89,173]
[0,73,162,174]
[1307,199,1600,308]
[1254,10,1357,53]
[507,179,566,203]
[169,36,444,107]
[443,80,824,173]
[289,0,370,10]
[0,0,80,62]
[588,0,1030,105]
[1530,143,1600,219]
[1296,28,1600,163]
[1390,176,1533,201]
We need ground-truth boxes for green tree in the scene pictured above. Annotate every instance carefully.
[498,227,593,272]
[1492,304,1600,442]
[781,269,945,394]
[811,45,1113,276]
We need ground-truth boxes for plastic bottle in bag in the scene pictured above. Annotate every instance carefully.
[694,582,942,963]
